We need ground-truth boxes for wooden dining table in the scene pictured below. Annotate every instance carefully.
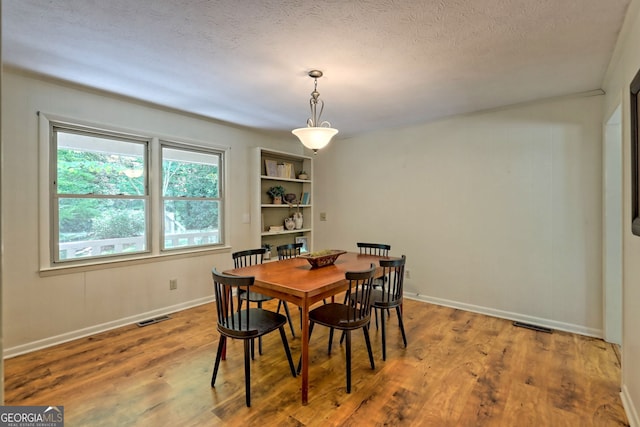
[224,251,387,404]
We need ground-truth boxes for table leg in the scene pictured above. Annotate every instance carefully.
[301,298,310,405]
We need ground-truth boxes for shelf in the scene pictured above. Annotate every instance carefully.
[261,204,311,208]
[261,228,311,236]
[261,175,311,183]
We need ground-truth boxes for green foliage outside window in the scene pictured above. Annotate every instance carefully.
[57,148,146,241]
[162,159,219,231]
[57,149,221,241]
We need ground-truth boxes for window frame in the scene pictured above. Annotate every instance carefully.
[38,112,230,272]
[159,140,225,252]
[51,123,151,263]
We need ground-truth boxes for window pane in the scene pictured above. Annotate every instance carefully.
[58,198,147,260]
[57,131,146,196]
[162,147,219,198]
[163,200,220,249]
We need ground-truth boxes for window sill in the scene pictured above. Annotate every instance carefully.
[39,245,231,277]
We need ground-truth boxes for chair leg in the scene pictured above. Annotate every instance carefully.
[345,330,351,393]
[297,321,315,374]
[257,302,263,355]
[363,325,375,370]
[211,336,226,387]
[374,308,379,330]
[339,293,351,345]
[278,326,297,377]
[243,339,251,407]
[396,306,408,348]
[281,301,296,338]
[380,308,387,361]
[327,327,334,354]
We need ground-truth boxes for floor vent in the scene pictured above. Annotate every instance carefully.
[136,315,171,327]
[513,321,552,334]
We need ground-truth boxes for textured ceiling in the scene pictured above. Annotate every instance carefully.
[2,0,631,138]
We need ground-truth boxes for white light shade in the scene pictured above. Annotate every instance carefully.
[292,127,339,151]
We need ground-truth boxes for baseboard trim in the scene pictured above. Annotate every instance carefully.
[405,293,602,338]
[622,384,640,427]
[3,296,215,359]
[5,293,606,358]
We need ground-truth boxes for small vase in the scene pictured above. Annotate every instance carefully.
[273,196,282,205]
[284,217,295,230]
[293,212,303,229]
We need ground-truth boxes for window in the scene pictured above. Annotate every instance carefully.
[52,125,149,262]
[44,115,227,267]
[161,143,224,250]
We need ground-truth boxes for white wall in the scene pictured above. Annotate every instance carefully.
[1,70,298,356]
[314,94,603,337]
[603,0,640,424]
[603,105,623,345]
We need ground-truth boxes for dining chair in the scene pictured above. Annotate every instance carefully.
[297,264,376,393]
[356,242,391,257]
[356,242,391,328]
[233,248,296,349]
[210,268,296,407]
[276,242,303,259]
[371,255,408,360]
[356,242,390,286]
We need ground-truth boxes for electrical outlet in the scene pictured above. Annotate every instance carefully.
[405,269,411,279]
[169,279,178,290]
[320,212,327,221]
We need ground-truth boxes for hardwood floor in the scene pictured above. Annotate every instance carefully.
[4,298,629,426]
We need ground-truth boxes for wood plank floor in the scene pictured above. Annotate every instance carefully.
[4,298,629,426]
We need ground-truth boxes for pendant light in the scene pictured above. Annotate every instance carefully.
[292,70,338,153]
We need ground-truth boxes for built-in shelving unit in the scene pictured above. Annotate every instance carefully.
[252,147,313,258]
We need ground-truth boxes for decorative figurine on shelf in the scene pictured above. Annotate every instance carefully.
[284,217,296,230]
[284,193,297,204]
[288,202,304,229]
[267,185,286,204]
[262,244,272,260]
[293,211,303,229]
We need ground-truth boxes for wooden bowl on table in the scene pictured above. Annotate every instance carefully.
[299,250,347,268]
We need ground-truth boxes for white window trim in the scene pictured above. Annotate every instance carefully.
[159,139,225,252]
[38,112,231,274]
